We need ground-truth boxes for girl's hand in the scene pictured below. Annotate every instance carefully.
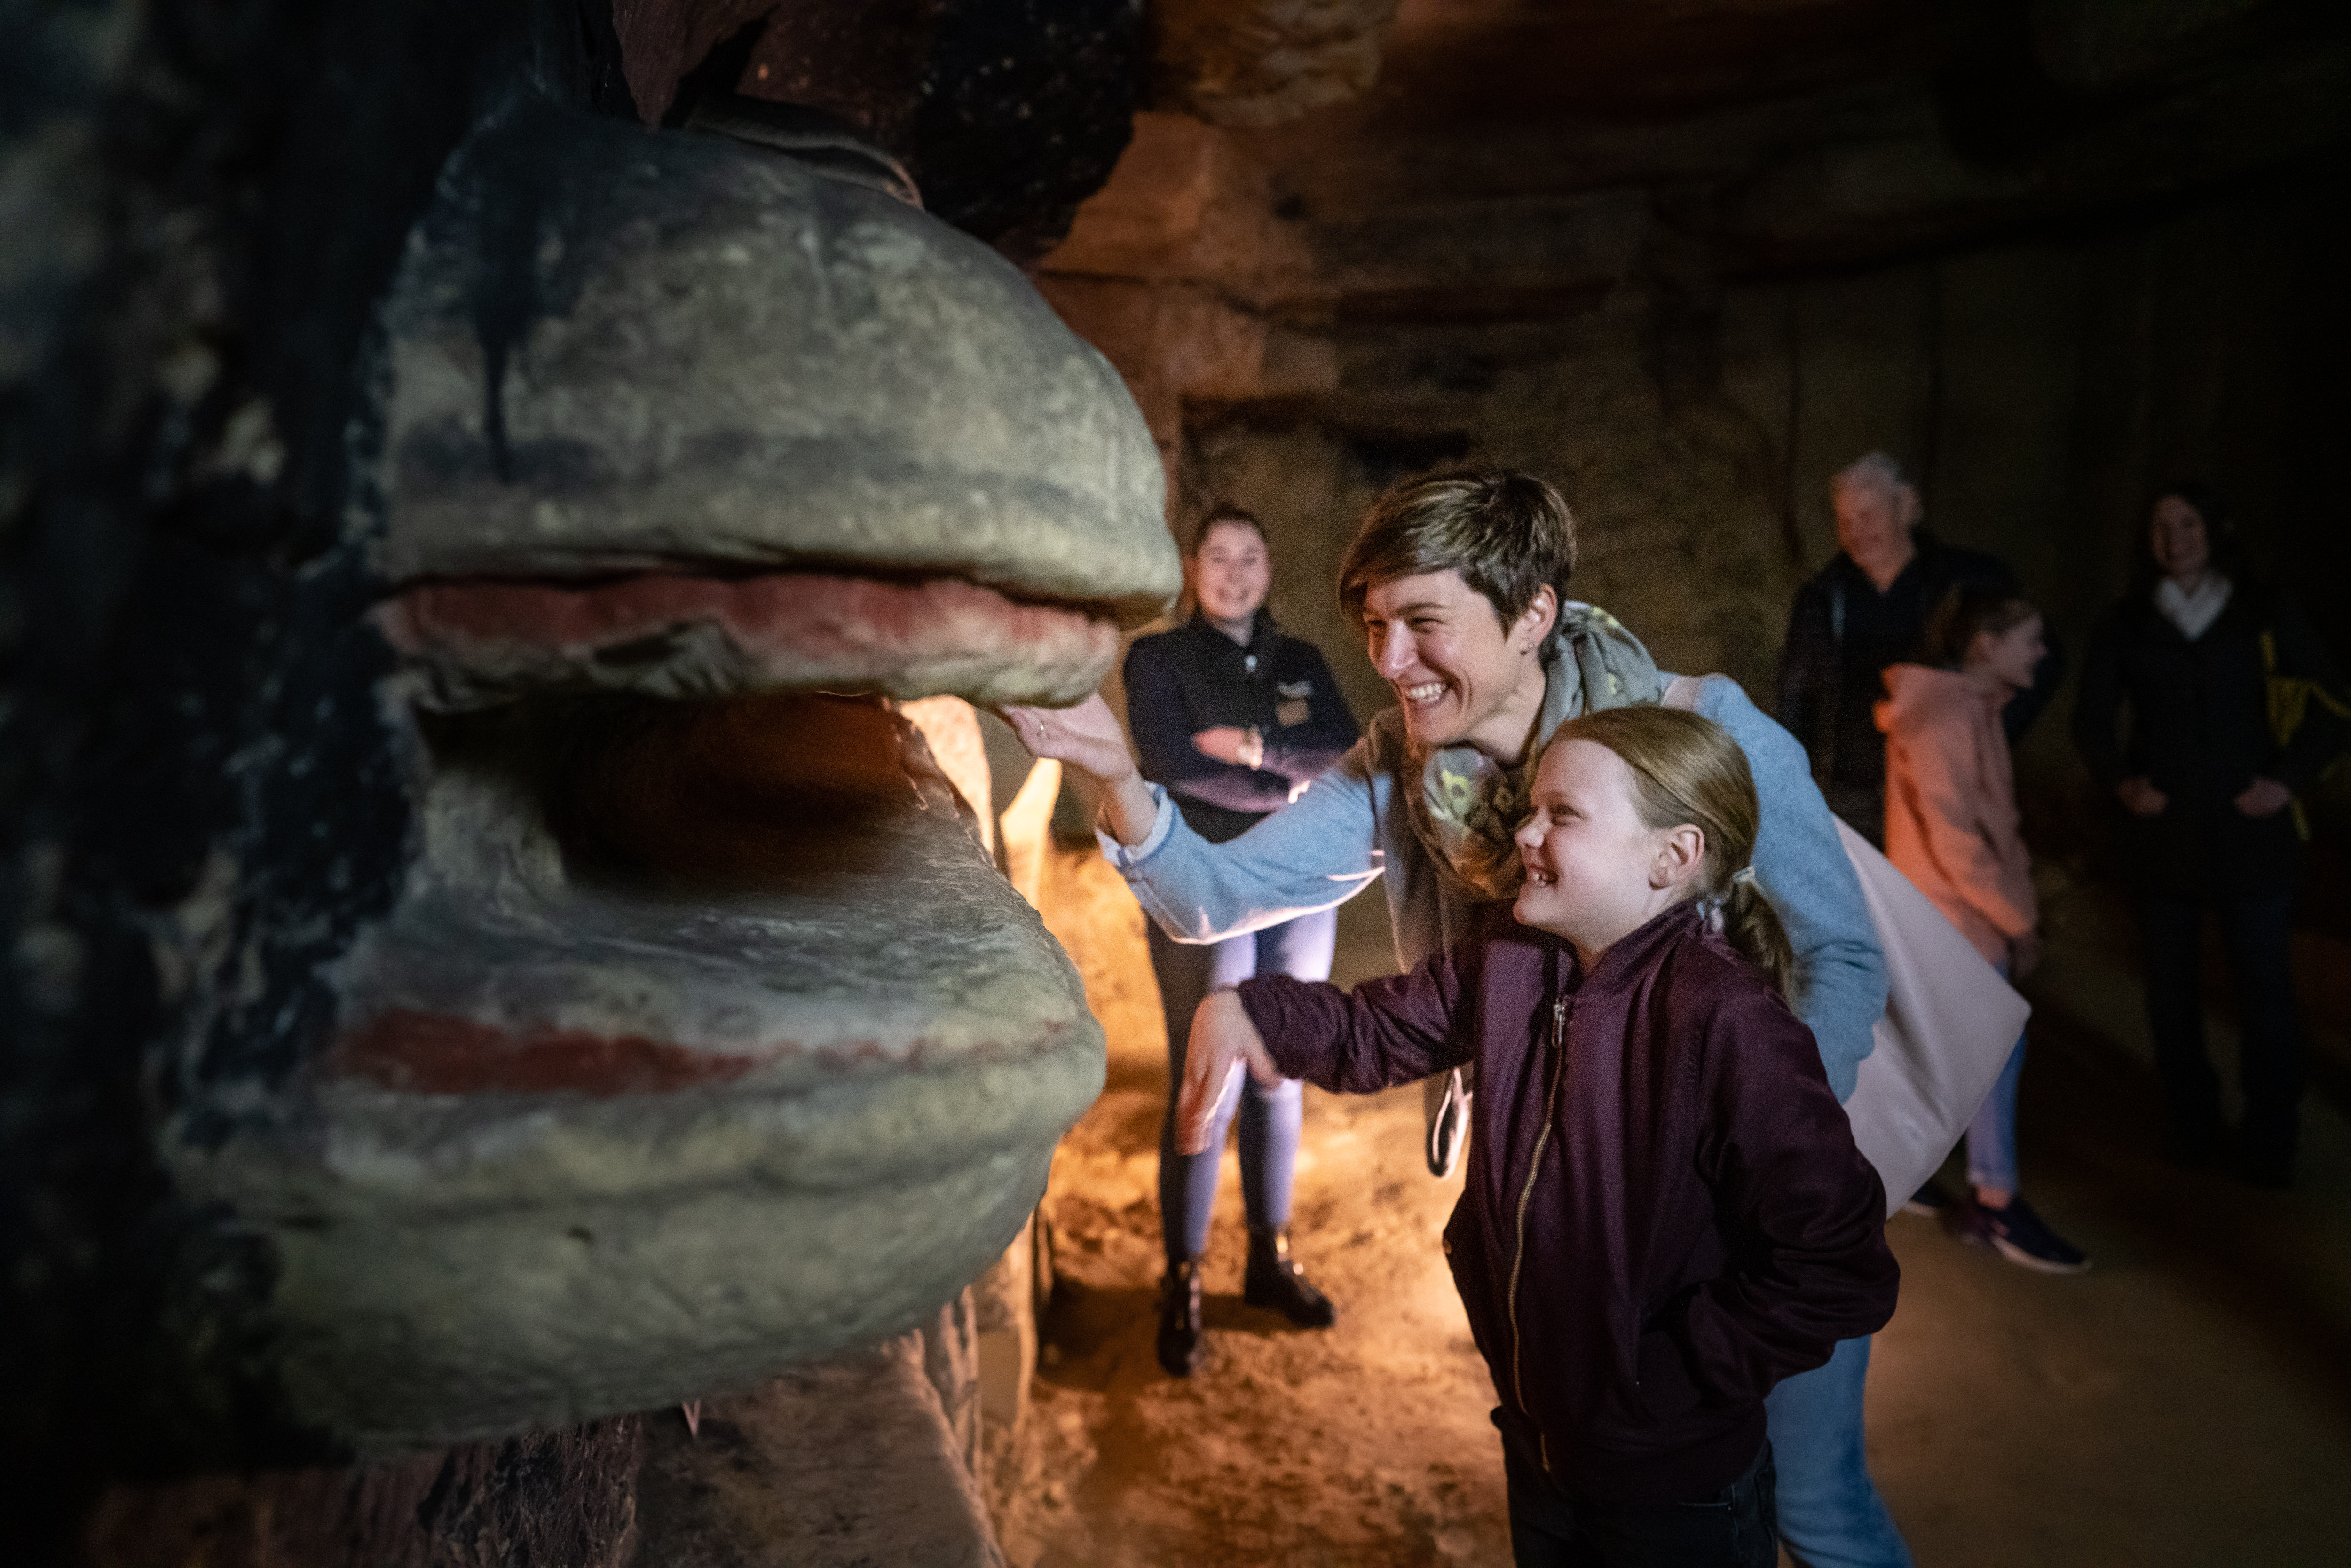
[2117,777,2167,818]
[1176,992,1282,1155]
[2233,778,2292,819]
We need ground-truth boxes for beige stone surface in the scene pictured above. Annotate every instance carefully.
[632,1299,1006,1568]
[1154,0,1402,129]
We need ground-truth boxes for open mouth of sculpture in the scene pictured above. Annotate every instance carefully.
[336,549,1119,1102]
[328,684,1027,1096]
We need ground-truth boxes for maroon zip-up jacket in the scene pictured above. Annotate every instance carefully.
[1238,901,1897,1503]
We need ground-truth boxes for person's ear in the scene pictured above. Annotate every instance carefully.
[1897,485,1923,530]
[1651,825,1706,891]
[1513,585,1559,653]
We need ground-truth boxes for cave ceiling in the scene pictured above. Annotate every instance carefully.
[1120,0,2350,321]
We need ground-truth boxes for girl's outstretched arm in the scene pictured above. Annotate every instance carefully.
[1175,993,1283,1155]
[1237,942,1474,1096]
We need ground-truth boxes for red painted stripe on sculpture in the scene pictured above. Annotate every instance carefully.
[332,1008,768,1096]
[374,571,1115,669]
[330,1009,1081,1095]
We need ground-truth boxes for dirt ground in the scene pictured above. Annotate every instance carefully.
[990,847,2351,1568]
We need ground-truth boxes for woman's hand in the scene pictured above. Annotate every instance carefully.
[998,695,1163,845]
[2234,777,2292,818]
[1176,991,1283,1155]
[1192,726,1265,769]
[1000,694,1135,783]
[2117,777,2167,818]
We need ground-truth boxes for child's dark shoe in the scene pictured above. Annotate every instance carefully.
[1953,1195,2090,1275]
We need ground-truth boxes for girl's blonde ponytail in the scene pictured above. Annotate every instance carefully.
[1719,868,1798,1002]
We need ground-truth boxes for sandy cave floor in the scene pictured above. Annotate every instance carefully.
[989,847,2351,1568]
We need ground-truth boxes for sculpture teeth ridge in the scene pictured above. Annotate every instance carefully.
[374,567,1124,711]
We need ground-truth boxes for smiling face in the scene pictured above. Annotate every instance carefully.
[1190,519,1272,632]
[1833,478,1919,583]
[1360,570,1556,759]
[1969,613,2046,694]
[1512,738,1702,961]
[2149,495,2211,586]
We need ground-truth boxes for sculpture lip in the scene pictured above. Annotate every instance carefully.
[374,564,1126,710]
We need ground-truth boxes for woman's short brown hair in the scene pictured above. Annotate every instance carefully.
[1337,469,1577,628]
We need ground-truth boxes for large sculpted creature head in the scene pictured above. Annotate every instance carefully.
[3,16,1177,1473]
[234,98,1174,1447]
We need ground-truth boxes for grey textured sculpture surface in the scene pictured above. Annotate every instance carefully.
[372,96,1170,710]
[146,95,1176,1453]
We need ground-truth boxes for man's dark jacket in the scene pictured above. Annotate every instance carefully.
[1123,610,1360,843]
[1239,903,1897,1504]
[2073,582,2347,899]
[1776,534,2063,821]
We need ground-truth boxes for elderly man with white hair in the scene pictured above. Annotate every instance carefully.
[1776,452,2062,846]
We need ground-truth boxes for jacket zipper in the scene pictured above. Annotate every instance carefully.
[1508,991,1570,1469]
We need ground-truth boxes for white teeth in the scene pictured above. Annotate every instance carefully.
[1402,681,1446,703]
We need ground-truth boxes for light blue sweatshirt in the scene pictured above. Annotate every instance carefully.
[1100,674,1887,1102]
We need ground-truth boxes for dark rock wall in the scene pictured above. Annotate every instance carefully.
[5,10,541,1548]
[1,1,1145,1559]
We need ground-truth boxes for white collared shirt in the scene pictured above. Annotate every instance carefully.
[2154,574,2232,641]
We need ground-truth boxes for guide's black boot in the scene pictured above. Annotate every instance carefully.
[1243,1225,1335,1328]
[1156,1257,1204,1376]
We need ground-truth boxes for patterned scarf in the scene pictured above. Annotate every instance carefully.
[1405,602,1664,902]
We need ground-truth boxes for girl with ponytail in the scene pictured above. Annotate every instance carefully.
[1543,705,1799,1002]
[1176,705,1896,1564]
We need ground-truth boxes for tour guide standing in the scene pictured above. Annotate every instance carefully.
[1008,471,1911,1568]
[1122,506,1361,1376]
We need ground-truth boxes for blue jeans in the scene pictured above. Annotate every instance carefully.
[1965,958,2027,1194]
[1763,1336,1913,1568]
[1500,1423,1777,1568]
[1149,909,1338,1265]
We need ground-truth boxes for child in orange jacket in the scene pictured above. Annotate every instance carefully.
[1877,583,2089,1272]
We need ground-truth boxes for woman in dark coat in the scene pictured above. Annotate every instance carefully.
[2073,484,2348,1186]
[1122,505,1362,1374]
